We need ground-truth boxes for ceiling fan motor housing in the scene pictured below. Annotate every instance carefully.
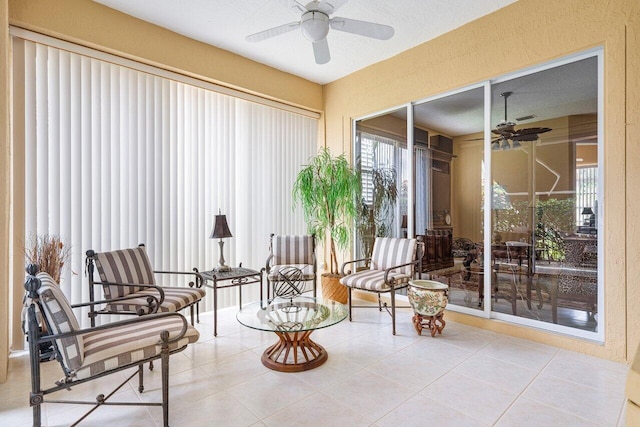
[301,11,330,42]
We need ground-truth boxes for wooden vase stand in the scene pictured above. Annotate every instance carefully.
[412,312,446,337]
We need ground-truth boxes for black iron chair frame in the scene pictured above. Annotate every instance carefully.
[24,264,193,427]
[341,243,423,335]
[85,247,205,327]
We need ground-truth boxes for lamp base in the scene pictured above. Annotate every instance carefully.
[216,264,232,272]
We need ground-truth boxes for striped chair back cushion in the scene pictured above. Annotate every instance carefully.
[272,235,314,265]
[36,272,84,371]
[94,246,156,299]
[370,237,417,276]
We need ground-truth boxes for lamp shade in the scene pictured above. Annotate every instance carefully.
[210,212,232,239]
[581,207,594,215]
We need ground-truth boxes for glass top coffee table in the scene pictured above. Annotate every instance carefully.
[236,296,348,372]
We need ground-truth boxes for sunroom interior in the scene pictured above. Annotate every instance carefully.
[1,0,639,424]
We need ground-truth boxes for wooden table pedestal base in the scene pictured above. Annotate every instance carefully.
[261,330,328,372]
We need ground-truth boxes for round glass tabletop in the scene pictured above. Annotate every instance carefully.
[236,296,348,333]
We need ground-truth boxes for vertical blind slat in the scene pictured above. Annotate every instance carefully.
[16,37,317,326]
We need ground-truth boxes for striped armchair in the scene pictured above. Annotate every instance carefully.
[23,265,199,427]
[265,234,317,298]
[85,245,206,326]
[340,237,422,335]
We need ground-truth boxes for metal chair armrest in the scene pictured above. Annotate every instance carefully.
[154,269,205,289]
[383,259,420,285]
[40,312,190,345]
[264,254,274,273]
[90,281,166,306]
[341,257,372,275]
[71,293,161,312]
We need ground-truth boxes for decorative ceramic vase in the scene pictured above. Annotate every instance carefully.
[407,279,449,336]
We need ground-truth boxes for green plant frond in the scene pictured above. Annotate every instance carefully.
[292,147,360,274]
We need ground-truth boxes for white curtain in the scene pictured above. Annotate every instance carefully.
[13,37,317,326]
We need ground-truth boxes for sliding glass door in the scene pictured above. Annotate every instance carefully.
[489,55,600,335]
[353,50,602,339]
[412,86,486,312]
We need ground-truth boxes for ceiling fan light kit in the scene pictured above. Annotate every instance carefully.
[301,11,330,41]
[245,0,394,64]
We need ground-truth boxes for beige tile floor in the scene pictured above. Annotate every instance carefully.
[0,303,629,426]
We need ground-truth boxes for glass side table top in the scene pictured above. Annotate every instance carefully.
[236,296,348,333]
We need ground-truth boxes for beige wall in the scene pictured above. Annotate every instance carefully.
[324,0,639,362]
[627,12,640,361]
[1,0,10,383]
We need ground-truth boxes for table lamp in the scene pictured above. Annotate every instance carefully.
[210,209,233,272]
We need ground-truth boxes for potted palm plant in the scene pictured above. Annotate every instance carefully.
[293,147,360,303]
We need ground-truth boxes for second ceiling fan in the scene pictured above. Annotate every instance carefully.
[246,0,394,65]
[492,91,552,150]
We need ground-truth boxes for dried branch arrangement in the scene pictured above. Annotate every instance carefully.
[23,234,71,283]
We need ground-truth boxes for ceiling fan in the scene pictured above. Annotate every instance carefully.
[245,0,394,65]
[492,92,552,150]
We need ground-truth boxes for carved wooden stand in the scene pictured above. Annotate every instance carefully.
[412,312,446,337]
[261,330,328,372]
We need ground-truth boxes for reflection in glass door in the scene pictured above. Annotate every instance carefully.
[354,108,408,261]
[413,86,485,312]
[352,51,601,338]
[490,56,599,333]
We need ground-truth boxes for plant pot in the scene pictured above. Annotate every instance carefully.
[321,273,348,304]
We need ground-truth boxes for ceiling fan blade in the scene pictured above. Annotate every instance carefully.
[315,0,351,15]
[330,17,394,40]
[246,22,300,42]
[277,0,308,13]
[312,38,330,64]
[492,128,513,137]
[515,127,552,136]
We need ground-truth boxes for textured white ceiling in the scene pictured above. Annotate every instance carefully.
[93,0,517,84]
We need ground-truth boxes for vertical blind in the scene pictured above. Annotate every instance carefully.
[13,37,317,326]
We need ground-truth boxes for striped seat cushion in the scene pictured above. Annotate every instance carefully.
[103,286,206,314]
[74,316,200,380]
[370,237,417,276]
[340,270,412,292]
[267,264,315,281]
[94,247,156,298]
[272,235,314,265]
[34,273,84,371]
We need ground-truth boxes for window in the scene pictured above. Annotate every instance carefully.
[576,166,598,227]
[12,34,318,324]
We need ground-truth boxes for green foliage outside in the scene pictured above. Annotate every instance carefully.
[495,197,575,261]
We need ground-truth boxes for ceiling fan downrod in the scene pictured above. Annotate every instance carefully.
[501,91,512,122]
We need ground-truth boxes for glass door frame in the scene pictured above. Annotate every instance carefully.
[351,47,604,341]
[488,48,604,342]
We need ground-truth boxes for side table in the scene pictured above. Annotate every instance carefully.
[195,265,263,337]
